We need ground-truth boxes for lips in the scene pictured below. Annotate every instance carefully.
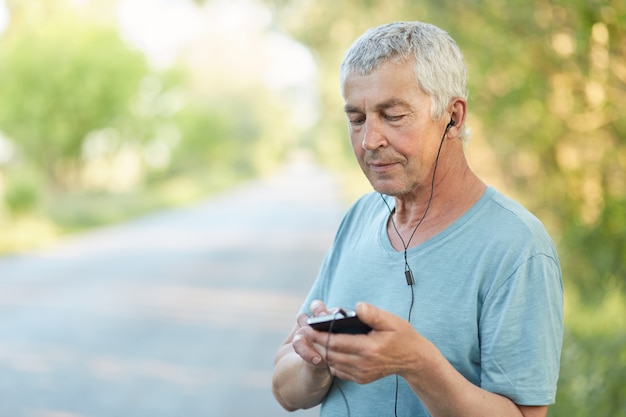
[369,161,396,167]
[367,160,399,172]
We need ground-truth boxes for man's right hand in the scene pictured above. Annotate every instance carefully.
[292,299,334,367]
[272,299,334,411]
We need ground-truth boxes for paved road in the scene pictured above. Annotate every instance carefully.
[0,155,345,417]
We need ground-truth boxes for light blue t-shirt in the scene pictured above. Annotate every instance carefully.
[301,187,563,417]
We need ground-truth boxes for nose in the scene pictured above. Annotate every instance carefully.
[361,119,386,150]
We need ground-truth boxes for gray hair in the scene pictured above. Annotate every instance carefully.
[340,21,469,141]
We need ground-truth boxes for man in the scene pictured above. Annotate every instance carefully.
[272,21,563,417]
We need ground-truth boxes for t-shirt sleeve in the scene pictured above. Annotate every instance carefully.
[298,248,332,315]
[479,252,564,405]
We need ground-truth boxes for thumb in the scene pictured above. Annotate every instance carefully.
[356,302,404,332]
[355,302,386,330]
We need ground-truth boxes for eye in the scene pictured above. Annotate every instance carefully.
[347,114,365,125]
[383,113,404,122]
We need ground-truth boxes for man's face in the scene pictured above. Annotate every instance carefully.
[342,59,445,197]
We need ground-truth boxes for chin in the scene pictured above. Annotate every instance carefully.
[363,169,412,195]
[369,181,406,197]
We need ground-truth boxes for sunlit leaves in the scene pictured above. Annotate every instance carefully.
[0,9,147,185]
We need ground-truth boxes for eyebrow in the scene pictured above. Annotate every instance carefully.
[343,98,412,113]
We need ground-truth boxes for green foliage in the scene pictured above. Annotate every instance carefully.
[169,75,298,178]
[0,6,148,184]
[554,287,626,416]
[3,167,41,215]
[553,330,626,417]
[0,0,286,241]
[172,94,262,175]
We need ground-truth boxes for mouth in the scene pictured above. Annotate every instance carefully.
[367,161,399,173]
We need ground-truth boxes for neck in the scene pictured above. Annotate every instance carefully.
[387,162,485,250]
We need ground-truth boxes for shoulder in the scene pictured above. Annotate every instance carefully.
[459,187,560,279]
[479,188,554,248]
[487,189,543,227]
[475,188,562,289]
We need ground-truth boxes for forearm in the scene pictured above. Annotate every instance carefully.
[403,341,544,417]
[272,343,332,411]
[408,362,522,417]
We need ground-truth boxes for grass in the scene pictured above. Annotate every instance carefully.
[0,168,250,255]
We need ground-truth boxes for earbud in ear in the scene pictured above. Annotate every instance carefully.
[445,119,455,132]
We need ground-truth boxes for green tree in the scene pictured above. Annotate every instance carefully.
[0,1,148,188]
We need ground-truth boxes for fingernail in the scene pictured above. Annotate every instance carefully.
[312,356,321,365]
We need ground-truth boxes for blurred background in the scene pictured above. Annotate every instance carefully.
[0,0,624,416]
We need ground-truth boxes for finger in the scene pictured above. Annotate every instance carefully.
[323,347,368,383]
[309,332,364,363]
[330,363,378,385]
[355,302,376,325]
[327,365,357,383]
[310,299,329,316]
[296,313,310,328]
[292,330,325,367]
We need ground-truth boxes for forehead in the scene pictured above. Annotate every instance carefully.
[342,60,428,110]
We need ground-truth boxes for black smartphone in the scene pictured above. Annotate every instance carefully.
[307,310,372,334]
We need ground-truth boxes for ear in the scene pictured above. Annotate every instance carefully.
[447,97,467,137]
